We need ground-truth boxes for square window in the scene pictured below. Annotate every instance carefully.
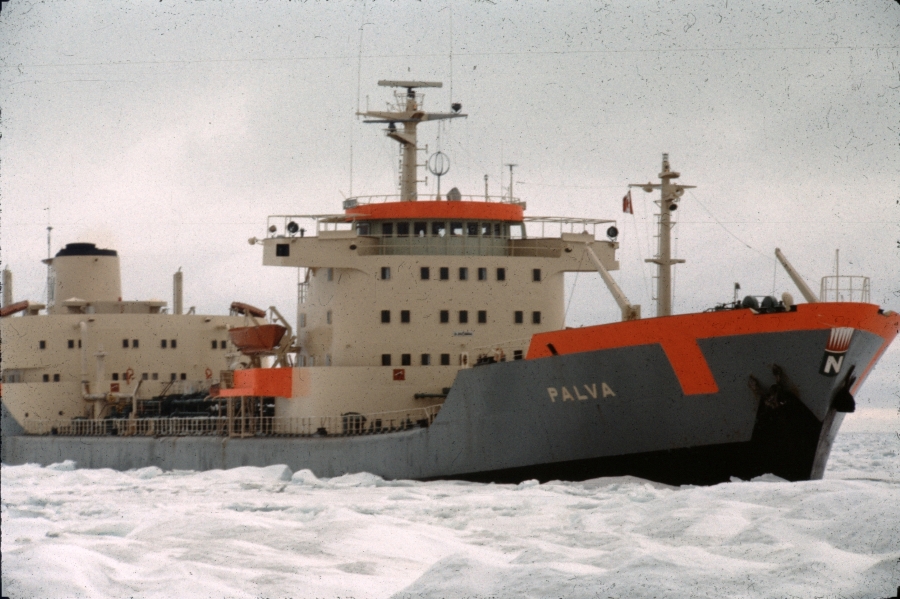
[397,222,410,237]
[53,374,60,382]
[142,373,149,380]
[459,310,469,324]
[382,222,394,237]
[357,222,370,235]
[497,268,506,281]
[450,222,463,236]
[326,310,333,325]
[440,267,449,280]
[211,340,217,349]
[440,353,451,366]
[381,310,391,323]
[532,311,542,324]
[514,311,524,324]
[514,350,523,360]
[533,268,542,282]
[421,354,431,366]
[431,222,446,237]
[180,373,187,380]
[122,339,129,348]
[152,373,159,380]
[43,374,50,382]
[401,354,412,366]
[39,340,47,349]
[275,243,290,257]
[67,339,75,349]
[161,339,168,349]
[478,310,487,324]
[171,339,177,349]
[440,310,449,323]
[420,266,430,280]
[481,223,492,236]
[467,222,478,236]
[381,267,391,280]
[459,267,468,281]
[478,267,487,281]
[132,339,139,348]
[382,354,392,366]
[401,310,410,323]
[113,373,119,381]
[414,222,427,236]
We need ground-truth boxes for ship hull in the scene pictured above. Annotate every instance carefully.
[2,305,897,485]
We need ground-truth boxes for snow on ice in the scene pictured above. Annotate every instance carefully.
[2,433,898,598]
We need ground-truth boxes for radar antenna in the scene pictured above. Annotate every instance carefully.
[359,81,466,201]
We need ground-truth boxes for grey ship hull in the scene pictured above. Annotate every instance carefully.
[2,322,888,485]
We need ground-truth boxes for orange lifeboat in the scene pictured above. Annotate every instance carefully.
[228,324,287,355]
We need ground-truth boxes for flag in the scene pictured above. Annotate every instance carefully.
[623,190,634,214]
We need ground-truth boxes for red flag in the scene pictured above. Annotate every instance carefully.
[622,190,634,214]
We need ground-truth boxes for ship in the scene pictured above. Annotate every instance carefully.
[2,80,898,485]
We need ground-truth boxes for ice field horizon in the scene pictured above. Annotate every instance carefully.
[3,426,898,599]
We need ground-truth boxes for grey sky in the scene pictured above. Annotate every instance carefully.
[2,0,898,408]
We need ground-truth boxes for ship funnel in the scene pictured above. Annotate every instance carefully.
[46,243,122,314]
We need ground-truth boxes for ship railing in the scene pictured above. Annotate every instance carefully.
[819,275,870,303]
[471,337,533,365]
[20,404,443,439]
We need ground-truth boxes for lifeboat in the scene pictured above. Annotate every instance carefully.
[228,324,287,355]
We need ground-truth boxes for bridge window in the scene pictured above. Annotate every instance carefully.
[494,223,502,236]
[432,221,446,237]
[397,222,410,237]
[467,222,478,236]
[357,222,370,235]
[382,222,394,237]
[414,222,427,236]
[450,222,463,236]
[481,223,492,236]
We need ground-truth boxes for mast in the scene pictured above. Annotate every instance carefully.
[359,81,466,201]
[630,154,694,317]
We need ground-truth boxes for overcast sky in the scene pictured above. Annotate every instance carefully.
[2,0,898,408]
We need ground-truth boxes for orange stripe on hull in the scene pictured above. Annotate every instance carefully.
[528,303,899,396]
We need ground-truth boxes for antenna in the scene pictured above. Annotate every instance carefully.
[46,225,53,306]
[427,151,450,200]
[505,164,517,202]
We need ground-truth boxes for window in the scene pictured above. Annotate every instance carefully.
[459,267,468,281]
[113,372,120,381]
[397,222,410,237]
[478,267,487,281]
[533,269,542,282]
[152,373,159,380]
[299,313,307,328]
[382,354,392,366]
[414,222,427,237]
[122,339,129,348]
[161,339,168,349]
[309,356,316,366]
[180,373,187,380]
[357,222,370,235]
[432,221,446,237]
[440,353,451,366]
[325,354,332,366]
[132,339,139,348]
[170,373,177,381]
[276,244,290,257]
[401,354,412,366]
[478,310,487,324]
[326,268,334,282]
[171,339,177,349]
[78,339,82,348]
[382,222,394,237]
[401,310,410,323]
[497,268,506,281]
[326,310,332,325]
[467,222,478,236]
[459,310,469,324]
[381,266,391,280]
[420,266,430,280]
[67,339,75,349]
[53,374,60,382]
[514,311,524,324]
[43,374,50,382]
[221,340,227,349]
[421,354,431,366]
[440,267,449,280]
[142,373,149,380]
[450,222,463,236]
[440,310,449,323]
[381,310,391,323]
[39,340,46,349]
[532,311,542,324]
[481,223,492,236]
[211,340,217,349]
[514,350,523,360]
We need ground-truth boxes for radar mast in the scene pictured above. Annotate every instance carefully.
[359,81,466,201]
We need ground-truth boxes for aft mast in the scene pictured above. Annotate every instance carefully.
[359,81,466,201]
[631,154,695,317]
